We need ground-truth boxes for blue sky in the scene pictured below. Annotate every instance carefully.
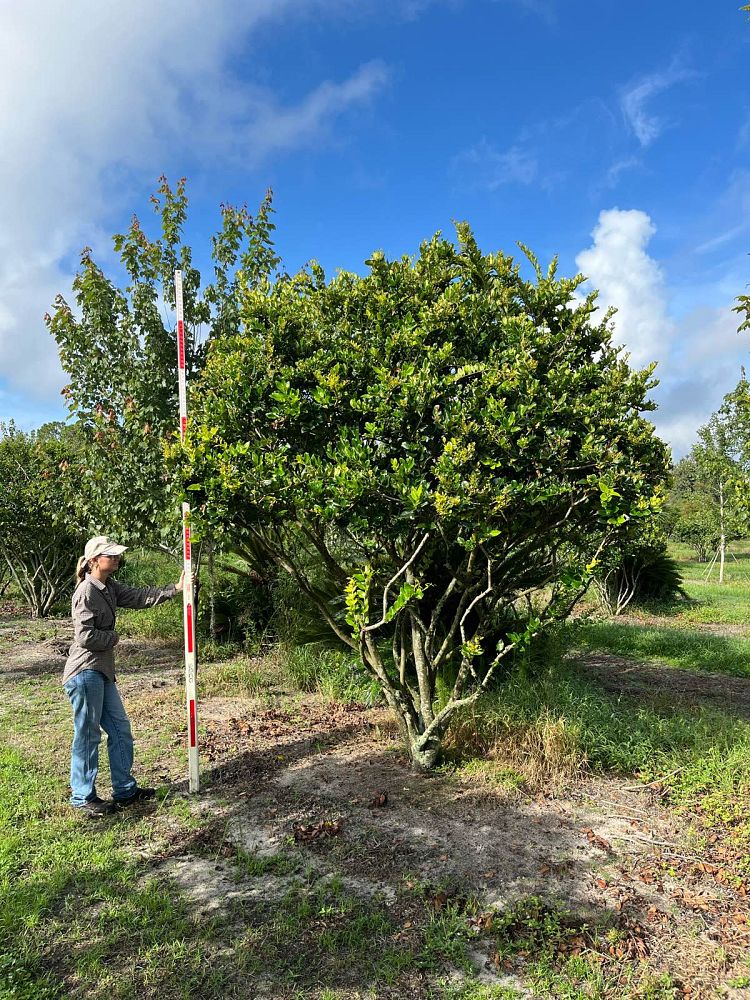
[1,0,748,456]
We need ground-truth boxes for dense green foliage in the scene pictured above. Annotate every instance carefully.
[0,423,85,616]
[176,225,669,767]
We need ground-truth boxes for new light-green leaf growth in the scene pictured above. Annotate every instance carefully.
[174,224,669,769]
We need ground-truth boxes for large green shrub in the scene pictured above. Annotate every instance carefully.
[175,226,669,768]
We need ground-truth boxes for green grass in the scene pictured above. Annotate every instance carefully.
[679,579,750,624]
[234,849,300,878]
[221,874,481,988]
[433,986,519,1000]
[0,733,593,999]
[0,742,234,1000]
[116,549,183,588]
[463,662,739,777]
[116,599,183,642]
[570,538,750,676]
[198,655,267,697]
[579,539,750,627]
[3,709,688,999]
[3,541,749,996]
[283,643,382,705]
[487,897,678,1000]
[574,620,750,677]
[663,539,750,624]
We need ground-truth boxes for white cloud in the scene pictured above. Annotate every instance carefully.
[620,60,694,147]
[650,414,702,459]
[575,208,749,457]
[576,208,675,368]
[680,305,746,365]
[0,1,389,415]
[452,139,538,190]
[649,302,749,459]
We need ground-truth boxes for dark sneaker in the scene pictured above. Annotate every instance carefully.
[77,798,116,818]
[114,787,156,808]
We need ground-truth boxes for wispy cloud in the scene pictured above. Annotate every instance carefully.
[693,224,748,255]
[452,98,627,196]
[685,170,750,260]
[451,139,538,190]
[238,62,390,162]
[599,156,642,191]
[620,59,695,147]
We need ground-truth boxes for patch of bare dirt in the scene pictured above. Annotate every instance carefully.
[580,651,750,721]
[0,614,183,680]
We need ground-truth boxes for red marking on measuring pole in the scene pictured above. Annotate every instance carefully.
[186,603,194,653]
[184,523,191,560]
[189,699,197,747]
[177,320,185,370]
[181,416,187,440]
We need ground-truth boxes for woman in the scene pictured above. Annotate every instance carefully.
[63,535,188,818]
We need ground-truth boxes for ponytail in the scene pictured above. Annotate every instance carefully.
[75,555,89,584]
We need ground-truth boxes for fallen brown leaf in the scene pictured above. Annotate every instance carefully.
[584,828,613,853]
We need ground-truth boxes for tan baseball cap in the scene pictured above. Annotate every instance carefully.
[84,536,128,560]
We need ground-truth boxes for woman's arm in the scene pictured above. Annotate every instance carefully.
[109,579,180,610]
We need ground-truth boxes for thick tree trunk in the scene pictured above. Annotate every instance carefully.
[409,737,442,771]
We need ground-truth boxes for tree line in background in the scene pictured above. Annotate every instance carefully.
[666,376,750,578]
[1,176,748,767]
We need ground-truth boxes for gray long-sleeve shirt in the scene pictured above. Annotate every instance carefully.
[62,573,178,684]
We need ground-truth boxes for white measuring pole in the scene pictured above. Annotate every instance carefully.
[174,270,199,793]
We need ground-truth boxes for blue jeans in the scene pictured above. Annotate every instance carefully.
[63,669,138,806]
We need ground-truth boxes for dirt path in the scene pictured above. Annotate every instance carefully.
[2,619,750,998]
[579,650,750,721]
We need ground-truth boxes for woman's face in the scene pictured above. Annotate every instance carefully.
[93,553,121,575]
